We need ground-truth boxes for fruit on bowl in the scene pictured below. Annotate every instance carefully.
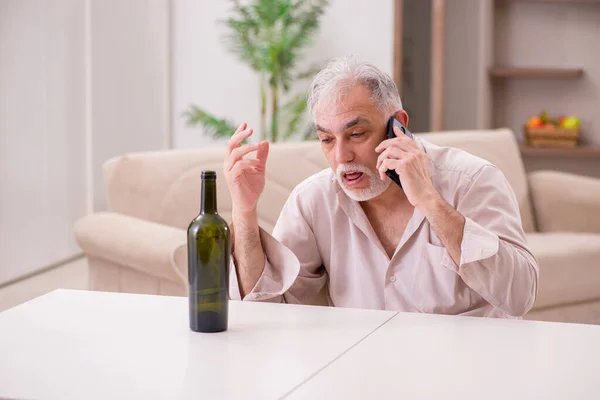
[524,110,580,148]
[561,116,580,129]
[526,111,580,130]
[527,116,543,128]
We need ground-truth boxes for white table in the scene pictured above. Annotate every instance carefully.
[0,289,394,400]
[1,290,600,400]
[289,311,600,400]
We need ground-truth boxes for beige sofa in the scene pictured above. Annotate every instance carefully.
[73,128,600,324]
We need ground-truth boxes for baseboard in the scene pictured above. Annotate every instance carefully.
[0,253,84,290]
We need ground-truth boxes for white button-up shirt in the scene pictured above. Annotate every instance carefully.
[230,138,539,318]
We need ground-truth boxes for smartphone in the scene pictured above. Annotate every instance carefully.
[384,117,414,188]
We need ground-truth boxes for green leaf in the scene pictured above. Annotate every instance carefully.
[296,63,324,81]
[282,94,308,140]
[220,1,265,72]
[281,1,329,63]
[182,105,237,140]
[207,0,330,142]
[302,123,318,141]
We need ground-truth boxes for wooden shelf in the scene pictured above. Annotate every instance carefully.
[519,145,600,157]
[505,0,600,3]
[489,67,584,78]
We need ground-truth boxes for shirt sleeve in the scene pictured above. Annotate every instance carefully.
[229,187,327,305]
[441,164,539,317]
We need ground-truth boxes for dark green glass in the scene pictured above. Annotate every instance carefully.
[187,170,231,333]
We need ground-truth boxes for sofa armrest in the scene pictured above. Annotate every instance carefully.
[528,170,600,233]
[73,212,187,284]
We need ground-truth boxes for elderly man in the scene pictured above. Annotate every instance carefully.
[223,55,538,318]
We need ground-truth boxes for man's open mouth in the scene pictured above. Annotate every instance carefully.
[342,171,364,186]
[343,172,364,182]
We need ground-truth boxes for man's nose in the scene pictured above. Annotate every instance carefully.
[335,141,354,164]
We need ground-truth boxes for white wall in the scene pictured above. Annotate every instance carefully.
[0,0,86,285]
[173,0,395,149]
[89,0,171,210]
[0,0,170,285]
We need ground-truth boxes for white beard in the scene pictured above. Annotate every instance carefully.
[335,163,392,202]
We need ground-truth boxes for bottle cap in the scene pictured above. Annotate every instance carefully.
[201,170,217,179]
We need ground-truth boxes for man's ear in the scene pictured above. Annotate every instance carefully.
[393,109,409,127]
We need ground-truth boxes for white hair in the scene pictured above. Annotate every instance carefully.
[307,54,403,121]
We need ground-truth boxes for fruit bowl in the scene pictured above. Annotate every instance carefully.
[524,112,580,148]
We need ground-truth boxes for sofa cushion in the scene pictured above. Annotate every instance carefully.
[159,142,330,233]
[418,128,535,233]
[528,170,600,234]
[104,129,534,234]
[526,232,600,309]
[104,142,330,233]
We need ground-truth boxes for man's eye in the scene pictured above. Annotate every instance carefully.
[351,132,364,138]
[321,138,333,144]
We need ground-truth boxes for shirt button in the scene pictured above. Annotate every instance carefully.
[390,275,396,282]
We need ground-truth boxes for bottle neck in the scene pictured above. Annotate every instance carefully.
[200,178,217,214]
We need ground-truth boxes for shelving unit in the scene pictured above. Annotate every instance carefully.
[520,144,600,157]
[489,67,584,79]
[506,0,600,3]
[490,0,598,157]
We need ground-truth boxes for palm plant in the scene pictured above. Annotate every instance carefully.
[183,0,330,143]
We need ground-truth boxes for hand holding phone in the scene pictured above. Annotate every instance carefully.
[384,117,414,188]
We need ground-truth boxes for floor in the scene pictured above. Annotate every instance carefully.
[0,257,89,312]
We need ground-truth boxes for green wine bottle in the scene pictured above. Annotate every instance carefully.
[187,170,231,333]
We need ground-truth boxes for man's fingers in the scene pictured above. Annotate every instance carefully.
[228,128,253,151]
[376,138,415,154]
[376,128,418,153]
[228,122,248,151]
[225,143,259,171]
[378,158,401,180]
[234,122,247,136]
[227,128,253,152]
[256,141,269,167]
[378,159,389,181]
[378,159,400,180]
[231,158,260,175]
[393,126,419,149]
[376,147,405,170]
